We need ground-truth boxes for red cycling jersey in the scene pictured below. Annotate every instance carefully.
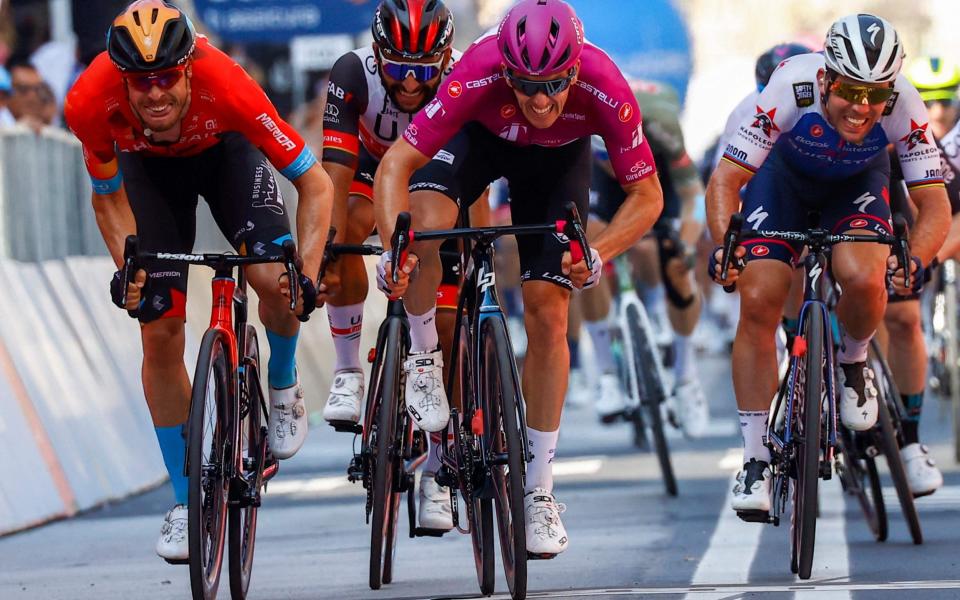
[65,36,316,194]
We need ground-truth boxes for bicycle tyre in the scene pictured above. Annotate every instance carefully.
[625,303,678,496]
[793,308,823,580]
[369,317,404,590]
[835,428,885,541]
[188,329,232,600]
[229,325,267,599]
[483,318,527,600]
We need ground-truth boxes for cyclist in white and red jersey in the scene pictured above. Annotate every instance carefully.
[708,14,950,517]
[64,0,331,561]
[373,0,663,555]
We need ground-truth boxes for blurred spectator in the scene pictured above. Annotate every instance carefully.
[8,60,55,132]
[0,66,13,127]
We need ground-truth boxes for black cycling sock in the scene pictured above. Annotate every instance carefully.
[901,392,923,445]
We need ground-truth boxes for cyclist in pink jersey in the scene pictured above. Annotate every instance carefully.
[373,0,663,556]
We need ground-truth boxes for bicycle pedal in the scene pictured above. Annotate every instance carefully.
[912,489,937,499]
[735,509,772,524]
[527,551,558,560]
[162,557,189,566]
[413,527,449,538]
[328,420,363,434]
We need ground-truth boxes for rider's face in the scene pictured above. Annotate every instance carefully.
[124,64,191,133]
[819,70,891,144]
[508,69,578,130]
[377,47,449,113]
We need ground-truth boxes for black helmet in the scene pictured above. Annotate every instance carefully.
[371,0,454,59]
[755,42,813,91]
[107,0,196,72]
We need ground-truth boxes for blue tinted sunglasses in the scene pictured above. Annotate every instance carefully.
[379,52,444,82]
[505,68,577,97]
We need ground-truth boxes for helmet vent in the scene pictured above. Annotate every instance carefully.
[548,17,559,45]
[133,12,141,27]
[552,45,570,71]
[151,8,159,24]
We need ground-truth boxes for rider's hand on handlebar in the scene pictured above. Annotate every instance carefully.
[562,247,602,289]
[710,245,747,286]
[111,268,147,311]
[886,254,923,295]
[279,272,318,319]
[377,251,420,298]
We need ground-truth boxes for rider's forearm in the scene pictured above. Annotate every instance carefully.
[908,185,951,264]
[91,187,136,269]
[676,179,704,246]
[706,162,751,243]
[373,142,425,247]
[936,211,960,262]
[322,161,357,244]
[594,178,663,261]
[293,164,333,281]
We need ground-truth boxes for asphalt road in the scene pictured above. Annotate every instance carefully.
[2,346,959,600]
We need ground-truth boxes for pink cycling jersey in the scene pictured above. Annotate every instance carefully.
[403,34,656,187]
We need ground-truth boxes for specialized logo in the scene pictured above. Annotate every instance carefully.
[751,106,779,138]
[867,22,881,46]
[810,124,823,137]
[854,191,876,212]
[618,103,634,123]
[746,205,769,230]
[751,245,770,257]
[501,104,517,118]
[899,120,930,150]
[448,80,463,98]
[850,218,869,229]
[809,261,823,289]
[793,82,814,107]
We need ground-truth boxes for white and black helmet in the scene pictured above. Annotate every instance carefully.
[824,14,904,84]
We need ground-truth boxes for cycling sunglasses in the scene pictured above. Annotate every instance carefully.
[505,68,577,97]
[124,65,186,93]
[378,52,444,82]
[829,80,895,105]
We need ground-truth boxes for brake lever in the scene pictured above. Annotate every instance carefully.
[721,213,744,293]
[892,213,911,290]
[560,201,593,271]
[281,239,301,313]
[391,212,413,286]
[122,235,140,317]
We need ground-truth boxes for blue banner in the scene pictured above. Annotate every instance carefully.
[193,0,377,42]
[567,0,692,105]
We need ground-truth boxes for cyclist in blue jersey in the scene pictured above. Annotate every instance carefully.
[707,14,950,515]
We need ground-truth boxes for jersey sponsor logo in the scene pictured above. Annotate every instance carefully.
[255,113,297,151]
[746,205,769,230]
[853,191,876,212]
[205,119,217,130]
[434,149,455,165]
[625,159,654,181]
[882,91,899,116]
[793,82,814,107]
[407,124,419,137]
[751,245,770,257]
[448,80,463,98]
[900,119,930,150]
[560,112,586,121]
[466,73,501,89]
[751,106,780,138]
[425,98,445,119]
[724,144,748,162]
[499,123,528,142]
[849,218,869,228]
[618,102,634,123]
[327,81,346,100]
[630,124,644,149]
[810,124,823,137]
[501,104,517,118]
[575,80,620,110]
[324,103,340,124]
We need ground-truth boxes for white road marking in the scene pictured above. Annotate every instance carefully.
[552,457,604,477]
[883,484,960,509]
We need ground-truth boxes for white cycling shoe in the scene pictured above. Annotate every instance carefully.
[732,459,771,514]
[675,377,709,438]
[156,504,188,563]
[322,369,364,424]
[418,472,454,531]
[269,376,307,459]
[403,349,450,432]
[901,443,943,497]
[838,362,879,432]
[595,373,627,422]
[524,488,569,556]
[565,368,591,408]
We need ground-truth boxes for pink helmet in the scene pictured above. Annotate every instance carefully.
[497,0,584,77]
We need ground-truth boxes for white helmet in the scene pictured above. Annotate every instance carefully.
[823,14,904,84]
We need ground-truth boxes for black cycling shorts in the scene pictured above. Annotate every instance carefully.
[589,155,679,225]
[410,122,591,289]
[118,132,293,323]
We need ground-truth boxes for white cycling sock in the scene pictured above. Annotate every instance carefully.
[423,432,444,474]
[838,330,873,364]
[406,306,439,353]
[738,410,771,464]
[525,427,558,493]
[328,303,364,372]
[673,333,693,383]
[584,320,616,374]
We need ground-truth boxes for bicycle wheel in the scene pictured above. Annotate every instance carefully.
[835,427,886,541]
[381,417,410,585]
[188,329,232,600]
[483,318,527,600]
[625,303,678,496]
[229,325,267,599]
[369,317,404,590]
[791,308,824,580]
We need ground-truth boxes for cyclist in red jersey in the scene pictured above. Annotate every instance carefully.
[64,0,332,562]
[374,0,663,556]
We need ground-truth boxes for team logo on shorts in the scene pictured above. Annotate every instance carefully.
[751,245,770,257]
[850,218,869,229]
[751,106,780,138]
[899,119,930,150]
[618,103,634,123]
[501,104,517,118]
[810,124,823,137]
[448,81,463,98]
